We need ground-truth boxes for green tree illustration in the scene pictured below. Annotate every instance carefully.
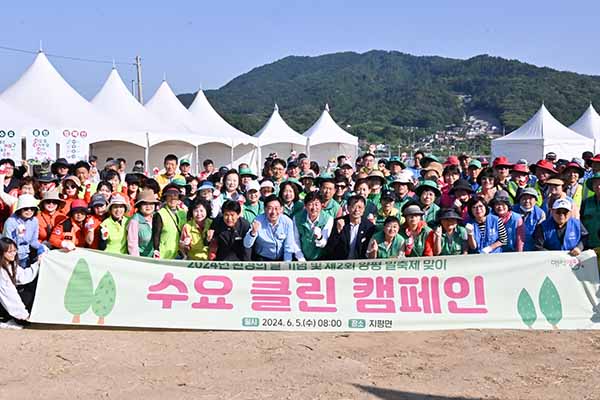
[92,271,117,325]
[63,259,94,323]
[517,288,537,328]
[538,277,563,329]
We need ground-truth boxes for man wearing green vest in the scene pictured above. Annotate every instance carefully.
[316,173,340,220]
[293,192,333,261]
[152,184,186,259]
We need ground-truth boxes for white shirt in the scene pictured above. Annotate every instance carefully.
[0,261,39,320]
[348,221,361,259]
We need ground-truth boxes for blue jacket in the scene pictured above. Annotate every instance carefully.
[501,211,522,252]
[3,214,47,268]
[469,214,503,254]
[513,204,545,251]
[541,217,580,251]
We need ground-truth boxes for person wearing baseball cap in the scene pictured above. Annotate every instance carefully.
[466,159,483,192]
[508,163,530,201]
[581,172,600,249]
[530,159,558,207]
[543,176,580,219]
[375,190,402,229]
[178,158,192,178]
[48,199,89,251]
[492,156,513,191]
[242,180,263,224]
[513,187,546,251]
[533,198,588,256]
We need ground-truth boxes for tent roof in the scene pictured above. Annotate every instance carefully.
[494,104,592,143]
[254,104,306,146]
[569,103,600,141]
[145,81,230,146]
[0,52,131,137]
[303,104,358,146]
[188,90,255,146]
[0,98,49,133]
[92,68,172,135]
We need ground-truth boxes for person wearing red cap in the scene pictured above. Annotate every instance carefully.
[531,160,557,207]
[492,157,513,192]
[508,164,530,200]
[49,199,89,251]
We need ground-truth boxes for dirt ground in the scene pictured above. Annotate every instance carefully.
[1,328,600,400]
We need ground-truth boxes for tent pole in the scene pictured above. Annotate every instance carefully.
[257,143,262,177]
[195,145,200,176]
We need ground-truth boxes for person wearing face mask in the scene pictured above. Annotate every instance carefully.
[244,195,300,261]
[293,191,333,261]
[534,199,588,256]
[152,185,187,259]
[512,188,546,252]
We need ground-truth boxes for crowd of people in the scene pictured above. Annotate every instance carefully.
[1,148,599,328]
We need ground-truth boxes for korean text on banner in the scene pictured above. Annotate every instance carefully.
[29,249,600,331]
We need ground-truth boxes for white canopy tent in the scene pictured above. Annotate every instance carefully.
[91,68,177,169]
[188,90,258,171]
[145,81,232,172]
[0,52,141,161]
[255,104,306,164]
[492,104,594,163]
[303,104,358,166]
[569,103,600,154]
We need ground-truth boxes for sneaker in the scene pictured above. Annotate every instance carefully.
[0,320,23,330]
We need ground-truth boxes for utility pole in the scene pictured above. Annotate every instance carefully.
[135,56,143,104]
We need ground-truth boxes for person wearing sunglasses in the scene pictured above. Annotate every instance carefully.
[60,175,88,213]
[533,199,588,256]
[2,195,47,268]
[36,190,67,245]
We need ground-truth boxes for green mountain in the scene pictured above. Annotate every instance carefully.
[177,50,600,142]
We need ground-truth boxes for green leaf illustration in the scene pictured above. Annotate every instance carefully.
[517,288,537,328]
[538,277,563,328]
[92,271,117,324]
[64,259,94,323]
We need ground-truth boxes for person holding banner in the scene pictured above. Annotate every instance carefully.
[179,199,213,261]
[98,194,130,254]
[512,187,546,252]
[366,216,409,259]
[465,197,507,254]
[127,190,160,257]
[0,237,40,329]
[534,198,588,256]
[580,173,600,249]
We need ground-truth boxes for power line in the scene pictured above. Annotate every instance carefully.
[0,44,135,66]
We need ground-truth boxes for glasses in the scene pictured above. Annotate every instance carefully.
[64,184,77,190]
[22,207,37,212]
[335,185,347,189]
[45,200,59,205]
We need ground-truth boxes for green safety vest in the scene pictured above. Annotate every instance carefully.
[184,219,212,260]
[242,202,263,224]
[439,226,468,255]
[158,207,186,259]
[372,231,405,259]
[101,216,130,254]
[401,223,431,257]
[132,212,154,257]
[283,201,304,220]
[422,203,440,227]
[581,196,600,248]
[322,199,340,220]
[294,210,331,261]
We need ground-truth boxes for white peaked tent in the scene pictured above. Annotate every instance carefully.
[492,104,594,162]
[303,104,358,166]
[569,103,600,154]
[188,90,257,171]
[145,81,229,171]
[255,104,307,163]
[91,68,174,169]
[0,52,140,160]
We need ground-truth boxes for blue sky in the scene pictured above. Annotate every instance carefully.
[1,1,598,100]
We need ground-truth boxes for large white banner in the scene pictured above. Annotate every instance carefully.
[30,249,600,331]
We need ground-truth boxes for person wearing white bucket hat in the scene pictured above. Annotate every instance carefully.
[2,194,47,268]
[98,193,130,254]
